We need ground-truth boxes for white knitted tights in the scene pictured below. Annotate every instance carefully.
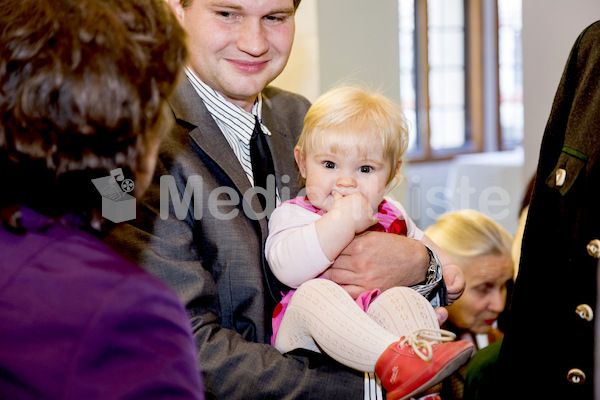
[274,279,439,372]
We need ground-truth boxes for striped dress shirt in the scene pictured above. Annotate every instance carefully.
[185,67,273,187]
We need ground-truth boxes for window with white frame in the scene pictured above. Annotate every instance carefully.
[399,0,522,161]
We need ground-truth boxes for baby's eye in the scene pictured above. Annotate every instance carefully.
[323,161,336,169]
[359,166,373,173]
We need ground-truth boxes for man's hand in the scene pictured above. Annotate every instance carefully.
[442,263,464,304]
[322,231,466,308]
[322,231,429,299]
[435,306,449,326]
[420,236,465,305]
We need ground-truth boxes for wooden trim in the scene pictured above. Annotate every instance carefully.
[415,0,431,160]
[493,0,502,150]
[467,0,484,153]
[408,144,480,163]
[406,0,504,162]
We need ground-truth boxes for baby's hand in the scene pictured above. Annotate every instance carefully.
[332,192,378,233]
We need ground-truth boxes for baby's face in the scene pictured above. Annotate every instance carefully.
[295,140,395,212]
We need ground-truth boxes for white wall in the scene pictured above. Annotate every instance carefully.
[273,0,401,104]
[316,0,401,104]
[271,0,320,103]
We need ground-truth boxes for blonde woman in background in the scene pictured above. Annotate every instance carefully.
[424,210,514,399]
[424,210,514,350]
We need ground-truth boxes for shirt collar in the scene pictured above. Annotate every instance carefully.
[184,66,271,136]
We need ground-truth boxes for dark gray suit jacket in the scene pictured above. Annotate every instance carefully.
[107,78,364,399]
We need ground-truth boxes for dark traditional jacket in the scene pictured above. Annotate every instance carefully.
[497,21,600,399]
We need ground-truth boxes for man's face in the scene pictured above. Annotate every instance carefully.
[170,0,296,112]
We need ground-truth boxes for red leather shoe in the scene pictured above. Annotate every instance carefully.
[375,329,474,400]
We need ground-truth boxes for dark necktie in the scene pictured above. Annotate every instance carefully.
[250,116,275,212]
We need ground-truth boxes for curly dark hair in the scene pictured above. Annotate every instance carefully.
[0,0,187,230]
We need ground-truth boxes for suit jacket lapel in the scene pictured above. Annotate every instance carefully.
[261,93,302,198]
[168,78,268,237]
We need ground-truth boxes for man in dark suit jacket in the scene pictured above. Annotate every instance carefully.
[108,0,457,398]
[494,21,600,399]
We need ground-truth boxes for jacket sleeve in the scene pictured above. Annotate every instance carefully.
[64,274,205,400]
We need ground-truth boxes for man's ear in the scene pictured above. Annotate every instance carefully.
[294,146,307,179]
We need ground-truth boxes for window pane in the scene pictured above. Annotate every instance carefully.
[428,0,464,26]
[429,70,465,107]
[498,0,523,147]
[429,107,465,149]
[499,101,523,146]
[428,30,464,66]
[428,0,466,151]
[398,0,417,153]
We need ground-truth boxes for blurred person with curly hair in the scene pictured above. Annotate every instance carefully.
[0,0,204,399]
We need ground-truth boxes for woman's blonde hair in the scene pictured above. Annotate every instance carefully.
[424,209,514,269]
[296,85,409,184]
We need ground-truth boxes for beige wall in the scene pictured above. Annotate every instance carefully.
[272,0,401,104]
[271,0,320,102]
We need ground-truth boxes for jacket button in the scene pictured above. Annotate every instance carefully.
[586,239,600,258]
[555,168,567,187]
[575,304,593,321]
[567,368,586,385]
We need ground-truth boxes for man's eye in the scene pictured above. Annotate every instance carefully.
[359,166,373,173]
[264,13,289,25]
[323,161,336,169]
[215,11,236,20]
[265,15,285,23]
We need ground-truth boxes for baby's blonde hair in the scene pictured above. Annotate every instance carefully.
[296,85,409,184]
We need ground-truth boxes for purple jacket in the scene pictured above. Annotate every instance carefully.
[0,208,205,399]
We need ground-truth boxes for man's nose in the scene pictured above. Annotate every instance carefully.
[236,19,269,57]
